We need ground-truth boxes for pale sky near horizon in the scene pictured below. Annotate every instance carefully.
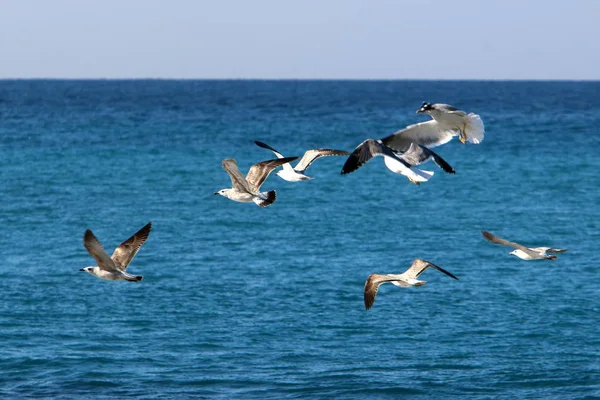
[1,0,599,80]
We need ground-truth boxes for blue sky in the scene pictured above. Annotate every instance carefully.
[1,0,598,79]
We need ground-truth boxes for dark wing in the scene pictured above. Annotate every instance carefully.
[382,120,455,152]
[222,158,252,193]
[111,222,152,271]
[341,139,409,175]
[404,259,459,280]
[547,248,568,254]
[364,274,398,310]
[83,229,118,272]
[246,156,298,190]
[254,141,285,159]
[481,231,539,257]
[396,143,454,173]
[294,149,350,173]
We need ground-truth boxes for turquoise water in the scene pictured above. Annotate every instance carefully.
[1,80,599,399]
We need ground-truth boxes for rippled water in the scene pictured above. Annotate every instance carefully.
[1,80,599,399]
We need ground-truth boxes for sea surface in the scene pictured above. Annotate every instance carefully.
[1,80,599,399]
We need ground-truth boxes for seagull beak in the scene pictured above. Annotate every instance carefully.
[79,268,85,272]
[213,192,219,195]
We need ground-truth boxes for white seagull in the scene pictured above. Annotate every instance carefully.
[364,259,458,310]
[80,222,152,282]
[255,140,349,182]
[215,157,297,207]
[381,102,485,152]
[341,139,455,184]
[482,231,568,261]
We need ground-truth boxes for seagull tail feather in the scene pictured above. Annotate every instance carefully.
[123,273,143,282]
[465,113,485,144]
[253,190,277,207]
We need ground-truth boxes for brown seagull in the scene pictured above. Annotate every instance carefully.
[80,222,152,281]
[364,259,458,310]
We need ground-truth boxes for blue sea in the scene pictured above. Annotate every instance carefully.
[1,80,599,399]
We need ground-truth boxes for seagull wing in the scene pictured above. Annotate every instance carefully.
[435,104,467,116]
[547,248,568,254]
[364,274,399,310]
[294,149,350,173]
[83,229,119,272]
[341,139,409,175]
[396,143,455,173]
[222,158,252,193]
[403,259,459,280]
[111,222,152,271]
[382,120,456,152]
[246,156,299,190]
[254,141,296,173]
[481,231,540,257]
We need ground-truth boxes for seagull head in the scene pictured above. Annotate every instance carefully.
[80,267,94,274]
[509,250,518,257]
[214,188,232,198]
[416,102,434,114]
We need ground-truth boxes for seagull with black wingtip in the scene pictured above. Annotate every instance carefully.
[215,157,298,207]
[80,222,152,282]
[364,259,458,310]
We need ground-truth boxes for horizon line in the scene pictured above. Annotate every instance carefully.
[0,77,599,82]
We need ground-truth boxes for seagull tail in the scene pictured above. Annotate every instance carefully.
[253,190,277,207]
[123,273,143,282]
[465,113,485,144]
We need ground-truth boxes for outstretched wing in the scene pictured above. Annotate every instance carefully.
[295,149,350,173]
[547,248,568,254]
[83,229,118,272]
[341,139,409,175]
[394,143,454,173]
[404,259,459,281]
[222,158,252,193]
[246,156,298,190]
[111,222,152,271]
[382,120,456,152]
[482,231,539,257]
[254,141,295,173]
[364,274,398,310]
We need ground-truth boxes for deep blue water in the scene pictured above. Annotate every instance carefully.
[1,80,600,399]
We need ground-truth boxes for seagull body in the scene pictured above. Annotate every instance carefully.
[381,102,485,151]
[215,157,297,207]
[254,141,349,182]
[341,139,455,184]
[482,231,567,261]
[364,259,458,310]
[80,222,152,281]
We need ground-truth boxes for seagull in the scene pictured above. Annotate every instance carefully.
[254,140,349,182]
[341,139,455,184]
[380,102,485,151]
[80,222,152,282]
[364,259,458,310]
[482,231,568,261]
[215,157,297,207]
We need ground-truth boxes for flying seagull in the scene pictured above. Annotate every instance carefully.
[341,139,455,184]
[80,222,152,282]
[215,157,297,207]
[254,140,349,181]
[380,102,485,152]
[482,231,568,261]
[364,259,458,310]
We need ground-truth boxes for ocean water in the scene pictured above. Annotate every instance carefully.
[1,80,600,399]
